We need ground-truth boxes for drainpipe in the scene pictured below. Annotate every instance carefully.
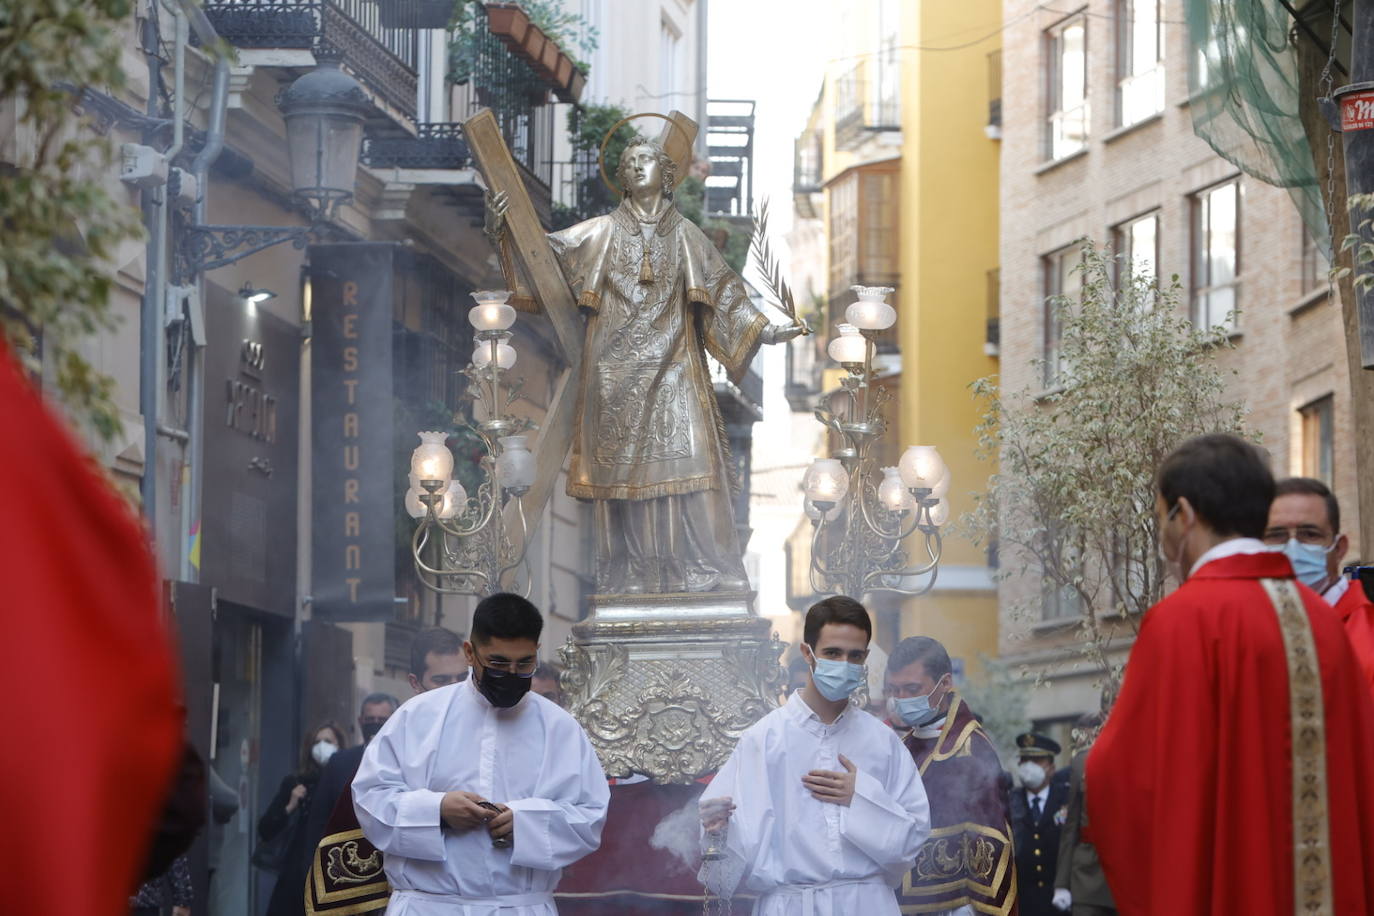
[179,0,230,581]
[139,9,166,535]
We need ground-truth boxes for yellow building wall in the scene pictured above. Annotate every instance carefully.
[896,0,1001,676]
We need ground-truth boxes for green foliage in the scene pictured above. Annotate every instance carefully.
[1340,192,1374,293]
[958,655,1030,766]
[969,244,1248,690]
[450,0,598,84]
[0,0,144,442]
[570,102,634,182]
[674,174,706,225]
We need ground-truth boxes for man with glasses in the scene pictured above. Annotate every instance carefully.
[698,596,930,914]
[352,593,608,915]
[1266,477,1374,694]
[1087,434,1374,914]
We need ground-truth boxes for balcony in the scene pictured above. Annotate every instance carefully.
[833,60,900,150]
[204,0,421,121]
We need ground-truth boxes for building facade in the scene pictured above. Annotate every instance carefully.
[4,0,731,911]
[998,0,1360,743]
[781,0,1001,672]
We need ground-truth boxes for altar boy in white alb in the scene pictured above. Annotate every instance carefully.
[353,593,609,915]
[699,596,931,915]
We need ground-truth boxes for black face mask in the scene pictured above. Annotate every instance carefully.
[474,662,533,708]
[359,721,385,743]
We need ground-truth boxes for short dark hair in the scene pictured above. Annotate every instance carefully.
[888,636,952,682]
[803,596,872,648]
[471,592,543,645]
[359,692,399,715]
[1275,476,1341,533]
[533,661,561,683]
[1157,433,1273,538]
[408,626,464,678]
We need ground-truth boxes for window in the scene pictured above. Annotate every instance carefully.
[1114,211,1159,290]
[1117,0,1163,126]
[1043,245,1083,387]
[1046,14,1089,159]
[1301,228,1331,294]
[1300,396,1335,485]
[1041,528,1084,620]
[1191,180,1240,330]
[874,0,901,126]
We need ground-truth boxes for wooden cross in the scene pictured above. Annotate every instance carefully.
[462,107,699,558]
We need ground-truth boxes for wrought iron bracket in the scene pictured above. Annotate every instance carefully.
[179,222,312,275]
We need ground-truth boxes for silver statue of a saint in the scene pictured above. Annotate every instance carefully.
[488,139,802,595]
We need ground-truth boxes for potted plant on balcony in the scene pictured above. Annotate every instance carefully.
[374,0,459,29]
[485,1,529,48]
[553,52,572,92]
[519,22,546,66]
[538,32,560,77]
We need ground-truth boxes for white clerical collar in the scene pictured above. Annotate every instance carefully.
[913,716,947,740]
[1189,537,1270,578]
[1324,575,1350,605]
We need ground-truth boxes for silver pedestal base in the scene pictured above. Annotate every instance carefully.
[560,592,786,784]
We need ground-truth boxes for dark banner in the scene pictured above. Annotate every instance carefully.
[310,243,397,621]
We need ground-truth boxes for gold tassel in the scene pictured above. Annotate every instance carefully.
[638,248,654,284]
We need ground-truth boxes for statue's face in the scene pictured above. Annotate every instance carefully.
[620,144,662,195]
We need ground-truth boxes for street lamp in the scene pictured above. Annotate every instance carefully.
[278,56,370,218]
[179,58,369,275]
[405,290,536,596]
[806,285,948,598]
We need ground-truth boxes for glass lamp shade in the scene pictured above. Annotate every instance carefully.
[899,445,946,490]
[404,485,426,519]
[803,458,850,505]
[437,480,466,520]
[496,435,537,490]
[410,431,454,483]
[846,285,897,331]
[472,336,517,370]
[278,59,369,211]
[804,497,842,522]
[931,468,952,500]
[827,324,868,366]
[927,497,950,528]
[878,466,917,512]
[469,290,517,331]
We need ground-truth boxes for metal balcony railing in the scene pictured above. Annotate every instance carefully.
[204,0,421,120]
[363,122,470,169]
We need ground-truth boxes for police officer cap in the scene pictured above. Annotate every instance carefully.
[1015,731,1061,758]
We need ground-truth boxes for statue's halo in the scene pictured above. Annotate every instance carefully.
[597,112,693,196]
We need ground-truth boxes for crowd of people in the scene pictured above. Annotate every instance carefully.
[125,432,1374,916]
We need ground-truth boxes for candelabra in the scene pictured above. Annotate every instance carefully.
[404,290,538,596]
[804,286,949,598]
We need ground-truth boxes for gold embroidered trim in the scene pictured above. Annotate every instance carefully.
[686,286,711,306]
[1260,577,1334,915]
[576,289,601,310]
[566,473,718,501]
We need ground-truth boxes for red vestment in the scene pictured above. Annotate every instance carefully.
[0,350,182,914]
[1333,579,1374,699]
[1086,552,1374,915]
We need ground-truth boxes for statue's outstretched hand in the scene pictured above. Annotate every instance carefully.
[763,322,807,345]
[484,190,510,244]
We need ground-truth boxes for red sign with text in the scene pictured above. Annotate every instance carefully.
[1341,90,1374,132]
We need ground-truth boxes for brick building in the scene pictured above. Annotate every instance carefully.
[997,0,1360,739]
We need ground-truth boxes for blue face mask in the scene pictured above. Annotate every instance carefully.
[806,646,866,701]
[890,679,949,728]
[1278,538,1334,591]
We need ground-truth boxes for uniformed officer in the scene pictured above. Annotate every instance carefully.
[1008,732,1070,916]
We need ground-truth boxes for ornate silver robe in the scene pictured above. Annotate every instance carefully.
[548,198,766,593]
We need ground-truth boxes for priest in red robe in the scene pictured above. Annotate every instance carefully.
[0,348,183,914]
[1087,434,1374,915]
[1265,476,1374,696]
